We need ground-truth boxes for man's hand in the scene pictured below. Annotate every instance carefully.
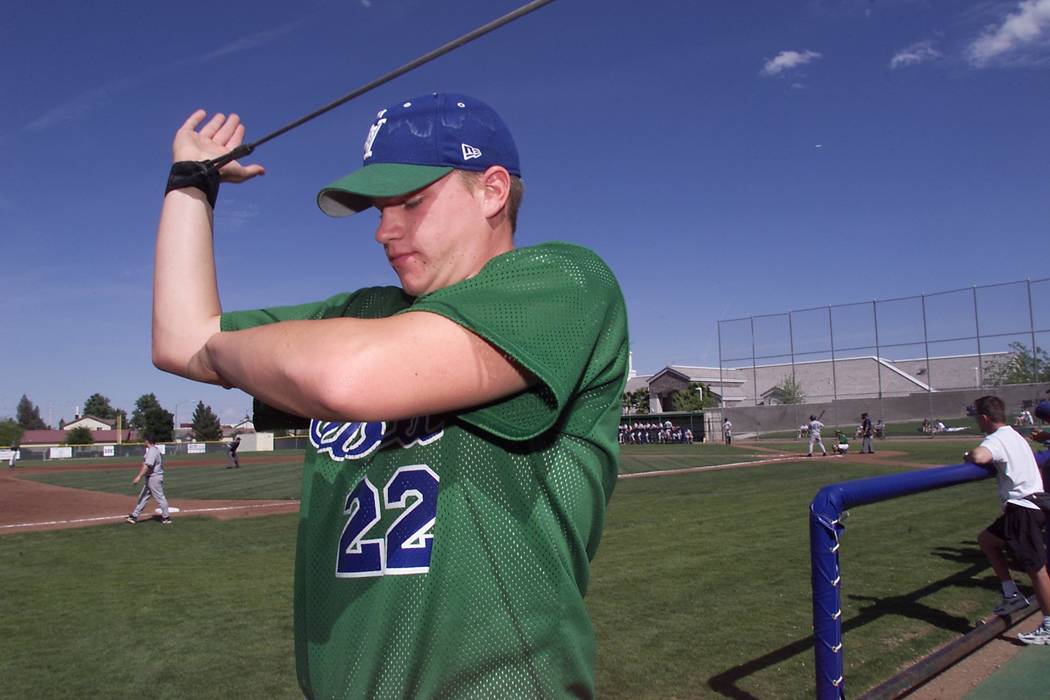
[173,110,266,183]
[132,474,141,485]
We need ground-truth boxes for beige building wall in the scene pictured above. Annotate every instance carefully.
[63,416,112,431]
[730,352,1011,405]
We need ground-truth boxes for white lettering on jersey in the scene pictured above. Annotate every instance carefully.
[310,417,444,461]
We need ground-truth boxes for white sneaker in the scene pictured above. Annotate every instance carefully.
[1018,624,1050,645]
[993,593,1029,616]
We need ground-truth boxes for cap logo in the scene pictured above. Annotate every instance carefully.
[461,143,482,161]
[363,117,387,160]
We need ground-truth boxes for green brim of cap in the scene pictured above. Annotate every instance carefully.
[316,163,454,218]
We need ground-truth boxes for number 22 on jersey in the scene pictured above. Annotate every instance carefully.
[336,465,440,577]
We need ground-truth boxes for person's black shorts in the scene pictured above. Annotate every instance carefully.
[986,503,1048,572]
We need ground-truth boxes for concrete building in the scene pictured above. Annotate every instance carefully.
[632,352,1011,414]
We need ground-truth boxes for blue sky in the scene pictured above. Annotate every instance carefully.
[2,0,1048,426]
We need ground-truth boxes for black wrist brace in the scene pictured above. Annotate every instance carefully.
[165,160,220,209]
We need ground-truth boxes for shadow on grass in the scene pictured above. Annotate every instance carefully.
[706,545,998,699]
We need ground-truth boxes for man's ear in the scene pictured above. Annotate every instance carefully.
[478,166,511,221]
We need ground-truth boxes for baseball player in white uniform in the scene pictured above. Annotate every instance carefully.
[126,435,172,524]
[807,415,827,457]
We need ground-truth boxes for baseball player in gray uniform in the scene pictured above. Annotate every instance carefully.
[806,415,828,457]
[126,435,172,524]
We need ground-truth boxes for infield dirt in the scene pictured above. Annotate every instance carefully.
[0,463,298,534]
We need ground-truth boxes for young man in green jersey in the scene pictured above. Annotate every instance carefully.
[153,93,629,698]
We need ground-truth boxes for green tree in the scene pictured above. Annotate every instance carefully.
[771,375,806,405]
[131,393,174,442]
[16,394,47,430]
[621,388,650,415]
[65,426,95,445]
[669,382,709,411]
[0,419,24,447]
[984,342,1050,386]
[81,393,128,427]
[190,401,223,441]
[83,393,115,418]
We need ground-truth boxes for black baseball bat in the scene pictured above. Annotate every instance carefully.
[206,0,557,172]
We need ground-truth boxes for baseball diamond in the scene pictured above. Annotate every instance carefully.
[1,441,1043,696]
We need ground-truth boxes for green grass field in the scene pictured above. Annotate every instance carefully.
[21,445,769,495]
[610,443,769,474]
[754,418,982,440]
[0,442,1012,697]
[754,437,1004,472]
[22,458,303,500]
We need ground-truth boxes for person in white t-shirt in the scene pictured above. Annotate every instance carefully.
[964,395,1050,645]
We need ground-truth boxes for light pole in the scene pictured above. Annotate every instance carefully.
[174,400,196,436]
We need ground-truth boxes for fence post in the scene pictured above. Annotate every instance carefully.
[1028,279,1039,389]
[973,287,984,388]
[828,306,839,430]
[718,321,725,435]
[873,300,884,421]
[750,317,759,438]
[921,294,934,426]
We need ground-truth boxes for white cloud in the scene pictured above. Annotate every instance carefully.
[968,0,1050,66]
[201,18,308,61]
[761,49,823,76]
[24,18,309,133]
[216,202,262,230]
[890,40,942,69]
[25,77,138,132]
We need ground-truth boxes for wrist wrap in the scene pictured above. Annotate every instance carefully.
[165,160,220,208]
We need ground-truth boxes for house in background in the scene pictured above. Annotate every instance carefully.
[19,427,138,446]
[622,353,747,414]
[62,414,117,432]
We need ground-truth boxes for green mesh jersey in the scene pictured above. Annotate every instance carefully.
[221,242,629,699]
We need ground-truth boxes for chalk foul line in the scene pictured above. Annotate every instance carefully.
[620,454,837,480]
[0,501,299,530]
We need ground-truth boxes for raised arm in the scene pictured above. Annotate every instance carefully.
[152,110,265,381]
[187,310,534,422]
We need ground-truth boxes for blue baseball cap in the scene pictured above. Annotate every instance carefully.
[1036,400,1050,422]
[317,93,521,217]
